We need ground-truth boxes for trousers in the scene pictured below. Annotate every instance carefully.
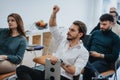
[0,60,17,74]
[83,60,112,80]
[16,65,70,80]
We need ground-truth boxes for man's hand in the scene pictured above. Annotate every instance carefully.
[90,51,104,58]
[49,56,59,64]
[49,5,59,27]
[53,5,60,14]
[0,55,7,60]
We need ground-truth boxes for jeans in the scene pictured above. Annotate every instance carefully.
[83,60,111,80]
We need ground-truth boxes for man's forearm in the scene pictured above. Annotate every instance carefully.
[49,13,57,27]
[60,60,75,75]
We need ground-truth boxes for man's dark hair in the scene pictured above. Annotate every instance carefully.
[109,11,119,17]
[73,20,87,39]
[100,13,114,22]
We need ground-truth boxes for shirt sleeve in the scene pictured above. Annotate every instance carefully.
[0,28,8,34]
[74,47,89,75]
[104,36,120,63]
[49,26,63,46]
[7,37,27,64]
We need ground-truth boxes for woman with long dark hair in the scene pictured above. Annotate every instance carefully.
[0,13,27,74]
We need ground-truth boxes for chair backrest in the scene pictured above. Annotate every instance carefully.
[45,59,61,80]
[82,34,91,48]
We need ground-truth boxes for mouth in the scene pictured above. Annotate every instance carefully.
[9,24,12,26]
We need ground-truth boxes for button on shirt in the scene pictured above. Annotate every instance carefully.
[49,26,89,79]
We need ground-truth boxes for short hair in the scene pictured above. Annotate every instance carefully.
[100,13,114,22]
[73,20,87,39]
[109,11,119,17]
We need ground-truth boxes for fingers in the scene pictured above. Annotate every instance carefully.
[53,5,60,13]
[0,55,7,60]
[50,56,59,64]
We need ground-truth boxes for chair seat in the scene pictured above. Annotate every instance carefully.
[0,71,16,80]
[101,70,115,77]
[33,55,52,65]
[26,45,44,51]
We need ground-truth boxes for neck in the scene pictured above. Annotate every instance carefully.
[11,29,20,37]
[69,39,79,48]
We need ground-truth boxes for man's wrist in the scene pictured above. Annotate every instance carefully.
[99,53,104,58]
[60,59,64,64]
[60,59,70,68]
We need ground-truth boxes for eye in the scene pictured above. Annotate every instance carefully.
[69,28,75,32]
[71,29,75,32]
[8,19,15,23]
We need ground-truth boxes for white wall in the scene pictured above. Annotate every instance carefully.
[0,0,103,34]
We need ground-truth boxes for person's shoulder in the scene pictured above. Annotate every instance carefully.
[90,30,100,35]
[111,31,120,40]
[117,21,120,25]
[19,35,27,41]
[18,36,27,45]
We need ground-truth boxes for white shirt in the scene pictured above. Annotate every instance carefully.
[49,26,89,79]
[112,23,120,36]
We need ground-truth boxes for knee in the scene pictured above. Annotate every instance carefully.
[16,65,27,73]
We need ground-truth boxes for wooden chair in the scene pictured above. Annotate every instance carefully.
[0,59,24,80]
[26,45,44,67]
[0,71,16,80]
[33,54,52,65]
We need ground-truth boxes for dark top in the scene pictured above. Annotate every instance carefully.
[0,28,27,64]
[87,29,120,64]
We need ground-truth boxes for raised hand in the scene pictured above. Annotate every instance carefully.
[53,5,60,14]
[49,5,60,27]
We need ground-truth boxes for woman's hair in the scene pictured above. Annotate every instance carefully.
[7,13,26,37]
[73,20,87,39]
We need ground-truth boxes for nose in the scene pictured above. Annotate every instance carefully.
[100,24,104,28]
[8,20,11,24]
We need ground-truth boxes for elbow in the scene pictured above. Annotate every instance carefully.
[67,68,75,75]
[49,23,56,27]
[49,20,57,27]
[67,70,75,75]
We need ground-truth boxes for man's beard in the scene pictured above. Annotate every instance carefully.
[67,35,76,41]
[67,37,72,40]
[67,33,72,40]
[100,28,110,32]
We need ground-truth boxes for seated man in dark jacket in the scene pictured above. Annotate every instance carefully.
[83,13,120,80]
[90,11,120,34]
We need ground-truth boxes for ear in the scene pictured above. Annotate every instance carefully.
[110,22,114,26]
[79,32,83,38]
[109,22,114,29]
